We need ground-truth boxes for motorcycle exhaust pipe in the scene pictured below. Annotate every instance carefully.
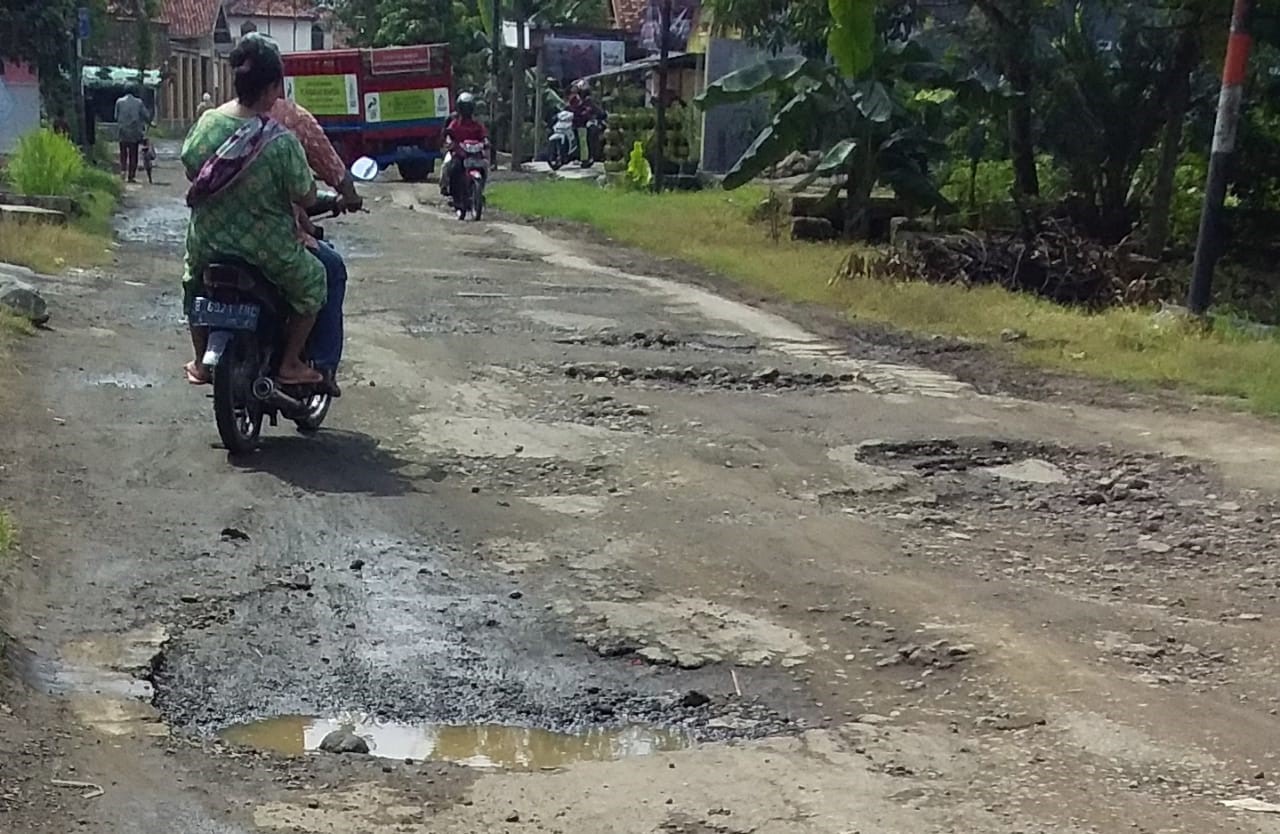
[251,377,305,412]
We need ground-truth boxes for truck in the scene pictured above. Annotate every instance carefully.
[281,44,453,182]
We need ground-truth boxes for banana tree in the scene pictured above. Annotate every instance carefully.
[696,0,967,238]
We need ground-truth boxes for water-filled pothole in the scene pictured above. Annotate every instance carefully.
[222,716,692,769]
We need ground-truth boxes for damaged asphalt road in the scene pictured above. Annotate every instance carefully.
[3,167,1280,834]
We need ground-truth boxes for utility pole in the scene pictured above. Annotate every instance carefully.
[74,6,90,150]
[490,0,501,167]
[1188,0,1253,315]
[652,0,671,192]
[511,3,525,171]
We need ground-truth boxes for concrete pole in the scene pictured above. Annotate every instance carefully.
[1187,0,1253,314]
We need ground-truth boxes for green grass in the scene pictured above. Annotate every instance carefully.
[0,511,14,557]
[5,129,86,197]
[0,148,120,272]
[490,180,1280,415]
[0,221,113,274]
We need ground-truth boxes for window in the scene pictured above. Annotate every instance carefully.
[311,24,325,51]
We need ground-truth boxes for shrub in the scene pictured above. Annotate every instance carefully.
[5,129,86,197]
[940,156,1068,208]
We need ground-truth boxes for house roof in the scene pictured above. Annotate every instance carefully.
[611,0,647,34]
[225,0,321,20]
[163,0,224,38]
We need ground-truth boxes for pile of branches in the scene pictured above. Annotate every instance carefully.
[868,218,1166,309]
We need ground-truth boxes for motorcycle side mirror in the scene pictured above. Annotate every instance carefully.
[350,157,379,182]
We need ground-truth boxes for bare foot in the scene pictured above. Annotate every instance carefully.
[184,361,212,385]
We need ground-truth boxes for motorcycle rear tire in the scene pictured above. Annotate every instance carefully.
[471,179,484,221]
[213,335,263,455]
[548,140,565,171]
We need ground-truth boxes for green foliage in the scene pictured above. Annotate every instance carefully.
[0,511,14,556]
[940,156,1067,206]
[827,0,875,78]
[625,142,653,190]
[0,0,107,118]
[698,26,959,233]
[6,129,86,197]
[701,0,831,56]
[1232,43,1280,213]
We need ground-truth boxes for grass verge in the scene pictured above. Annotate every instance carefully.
[0,221,112,275]
[0,511,14,559]
[0,148,121,273]
[490,180,1280,415]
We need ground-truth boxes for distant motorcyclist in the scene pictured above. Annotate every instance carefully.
[440,92,488,197]
[565,79,604,166]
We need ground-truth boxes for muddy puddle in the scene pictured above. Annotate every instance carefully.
[115,199,189,248]
[222,716,692,768]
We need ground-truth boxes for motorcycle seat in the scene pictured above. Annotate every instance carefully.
[204,258,285,316]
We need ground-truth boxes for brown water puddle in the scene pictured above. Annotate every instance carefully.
[221,716,692,769]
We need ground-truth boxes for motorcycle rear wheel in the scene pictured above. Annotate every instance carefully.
[294,391,332,434]
[548,139,565,171]
[470,178,484,221]
[213,335,263,455]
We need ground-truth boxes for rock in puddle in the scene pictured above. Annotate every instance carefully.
[319,729,370,755]
[679,690,711,708]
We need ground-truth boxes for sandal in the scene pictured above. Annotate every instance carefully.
[184,361,212,385]
[275,367,324,386]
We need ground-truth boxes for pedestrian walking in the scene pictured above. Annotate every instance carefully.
[114,84,150,183]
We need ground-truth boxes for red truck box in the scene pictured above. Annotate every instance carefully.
[282,44,453,182]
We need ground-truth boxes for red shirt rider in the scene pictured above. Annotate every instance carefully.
[445,116,488,146]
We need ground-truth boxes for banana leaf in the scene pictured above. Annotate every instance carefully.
[696,57,822,109]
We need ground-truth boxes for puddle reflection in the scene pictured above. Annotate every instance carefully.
[221,715,691,769]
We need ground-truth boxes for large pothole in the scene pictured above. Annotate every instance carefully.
[843,438,1280,611]
[554,329,760,355]
[147,538,814,752]
[557,361,858,392]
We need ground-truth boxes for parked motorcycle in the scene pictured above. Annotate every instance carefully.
[546,110,577,171]
[450,139,488,221]
[546,109,605,170]
[192,157,377,454]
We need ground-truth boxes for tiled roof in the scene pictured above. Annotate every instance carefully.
[163,0,224,38]
[225,0,321,20]
[612,0,647,33]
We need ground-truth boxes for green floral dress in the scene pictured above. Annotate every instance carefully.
[181,110,326,315]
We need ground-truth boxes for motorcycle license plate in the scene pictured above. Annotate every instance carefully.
[190,297,259,331]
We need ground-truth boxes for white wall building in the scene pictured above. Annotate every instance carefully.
[223,0,334,53]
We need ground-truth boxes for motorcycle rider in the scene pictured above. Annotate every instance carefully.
[257,32,362,396]
[566,79,604,166]
[182,34,325,388]
[440,92,488,198]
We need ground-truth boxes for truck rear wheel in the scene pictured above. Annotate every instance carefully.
[398,159,433,182]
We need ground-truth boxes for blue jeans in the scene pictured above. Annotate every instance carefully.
[307,241,347,371]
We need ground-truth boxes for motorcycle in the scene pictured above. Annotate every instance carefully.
[546,110,577,171]
[546,109,605,170]
[450,139,488,221]
[191,157,378,454]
